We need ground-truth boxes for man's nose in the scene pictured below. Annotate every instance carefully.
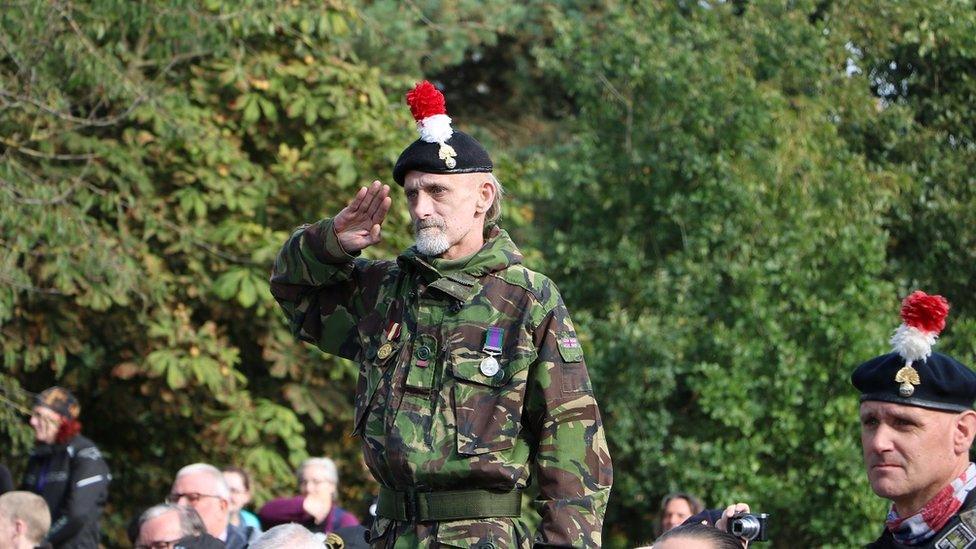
[411,192,433,218]
[866,427,895,454]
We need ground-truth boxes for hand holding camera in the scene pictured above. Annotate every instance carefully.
[715,503,769,545]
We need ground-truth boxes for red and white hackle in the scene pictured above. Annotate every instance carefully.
[406,81,457,168]
[890,290,950,396]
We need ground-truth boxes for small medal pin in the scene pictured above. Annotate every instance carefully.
[377,321,401,360]
[480,327,503,377]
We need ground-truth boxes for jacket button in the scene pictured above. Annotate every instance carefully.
[416,346,431,360]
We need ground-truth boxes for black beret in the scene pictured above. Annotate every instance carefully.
[851,351,976,413]
[392,130,493,186]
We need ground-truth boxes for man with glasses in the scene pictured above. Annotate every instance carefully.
[167,464,249,549]
[134,504,207,549]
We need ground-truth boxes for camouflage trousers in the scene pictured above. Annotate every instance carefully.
[369,517,533,548]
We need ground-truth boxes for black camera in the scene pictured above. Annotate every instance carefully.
[726,512,769,542]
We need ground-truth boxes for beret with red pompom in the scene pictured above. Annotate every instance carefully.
[392,81,492,186]
[852,291,976,412]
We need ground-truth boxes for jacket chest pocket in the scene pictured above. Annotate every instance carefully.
[451,352,535,455]
[353,342,400,436]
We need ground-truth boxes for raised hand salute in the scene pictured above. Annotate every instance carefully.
[332,180,391,254]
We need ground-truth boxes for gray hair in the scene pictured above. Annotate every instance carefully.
[297,457,338,485]
[0,491,51,545]
[175,463,231,500]
[485,173,505,226]
[138,504,207,539]
[250,523,323,549]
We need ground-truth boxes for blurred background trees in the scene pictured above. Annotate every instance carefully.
[1,1,973,546]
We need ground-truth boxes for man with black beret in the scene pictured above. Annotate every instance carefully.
[271,81,612,547]
[852,291,976,548]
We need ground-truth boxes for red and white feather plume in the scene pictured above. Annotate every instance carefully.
[406,81,457,168]
[890,290,950,365]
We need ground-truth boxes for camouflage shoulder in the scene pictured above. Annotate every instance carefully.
[354,257,401,285]
[490,265,564,317]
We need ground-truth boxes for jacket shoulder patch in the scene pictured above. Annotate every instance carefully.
[557,332,583,363]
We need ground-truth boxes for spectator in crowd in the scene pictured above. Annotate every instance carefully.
[649,523,746,549]
[167,463,250,549]
[852,291,976,548]
[0,491,51,549]
[258,457,359,533]
[640,503,753,548]
[0,464,12,495]
[21,386,110,549]
[658,492,705,534]
[249,523,320,549]
[221,467,261,537]
[134,504,207,549]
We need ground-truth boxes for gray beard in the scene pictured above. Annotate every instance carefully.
[413,220,450,256]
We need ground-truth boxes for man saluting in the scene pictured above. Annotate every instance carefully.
[270,81,612,548]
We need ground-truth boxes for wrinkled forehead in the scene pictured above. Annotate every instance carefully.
[403,171,477,190]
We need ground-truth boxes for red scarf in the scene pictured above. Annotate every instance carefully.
[885,462,976,545]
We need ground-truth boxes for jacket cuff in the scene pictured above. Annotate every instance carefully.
[303,219,358,264]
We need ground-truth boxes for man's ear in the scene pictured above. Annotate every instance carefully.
[953,410,976,455]
[13,517,27,537]
[474,175,494,215]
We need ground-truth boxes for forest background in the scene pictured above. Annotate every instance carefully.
[2,1,975,547]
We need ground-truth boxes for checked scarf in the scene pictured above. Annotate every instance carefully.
[886,462,976,545]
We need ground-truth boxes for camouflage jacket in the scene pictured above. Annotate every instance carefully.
[270,220,612,548]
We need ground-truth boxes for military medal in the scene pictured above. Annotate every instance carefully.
[480,327,503,377]
[377,322,401,360]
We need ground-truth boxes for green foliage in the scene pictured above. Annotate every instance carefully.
[1,1,974,547]
[0,0,406,542]
[528,1,971,546]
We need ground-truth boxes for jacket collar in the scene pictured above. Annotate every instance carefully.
[398,227,522,302]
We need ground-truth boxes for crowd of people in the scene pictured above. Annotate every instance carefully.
[3,80,976,549]
[0,386,371,549]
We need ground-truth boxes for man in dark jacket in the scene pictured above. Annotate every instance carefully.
[853,291,976,548]
[21,387,110,549]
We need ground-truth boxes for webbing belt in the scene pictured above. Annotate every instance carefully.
[376,486,522,522]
